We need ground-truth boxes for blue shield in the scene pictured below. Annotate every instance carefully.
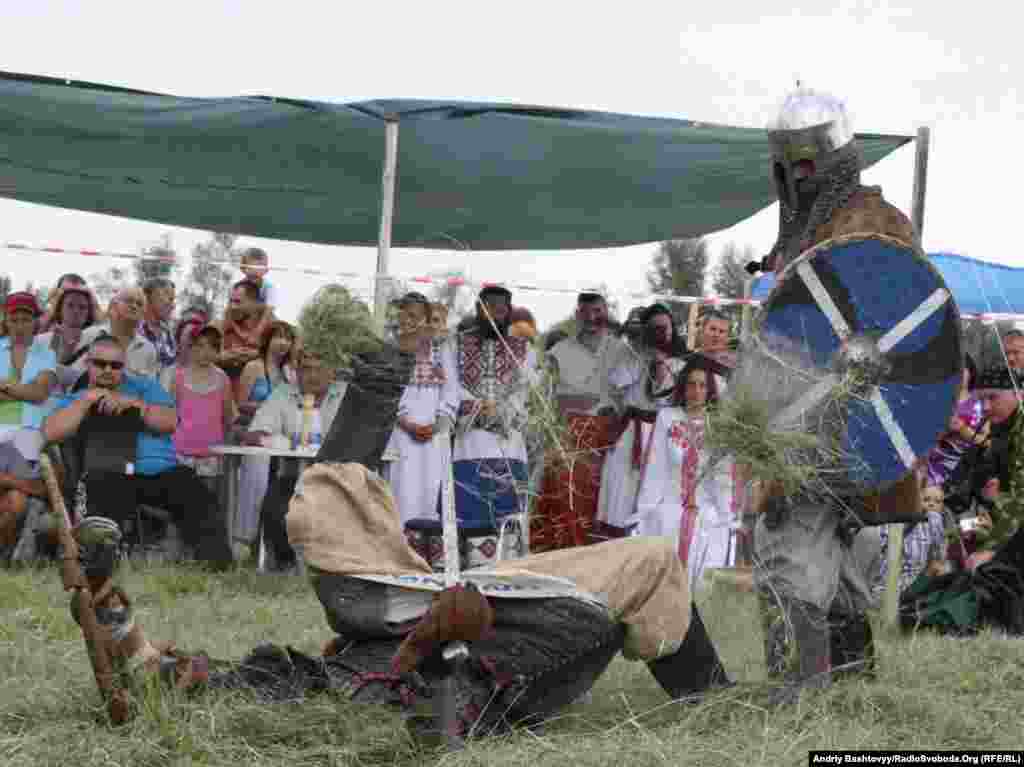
[758,235,963,489]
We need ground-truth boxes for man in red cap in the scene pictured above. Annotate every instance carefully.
[0,292,57,462]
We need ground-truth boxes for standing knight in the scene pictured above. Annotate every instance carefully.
[753,87,922,702]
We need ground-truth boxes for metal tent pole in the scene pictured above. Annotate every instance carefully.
[374,120,400,333]
[910,127,931,241]
[883,125,931,634]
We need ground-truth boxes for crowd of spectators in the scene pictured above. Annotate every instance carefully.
[2,249,1024,606]
[0,247,286,568]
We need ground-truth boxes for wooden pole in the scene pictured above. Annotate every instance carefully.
[374,120,400,334]
[688,301,701,349]
[883,126,931,634]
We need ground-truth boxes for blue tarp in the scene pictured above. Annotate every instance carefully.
[751,252,1024,316]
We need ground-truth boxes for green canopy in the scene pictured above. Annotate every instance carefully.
[0,71,912,250]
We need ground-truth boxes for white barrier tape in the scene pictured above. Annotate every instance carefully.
[6,242,1023,318]
[4,242,764,307]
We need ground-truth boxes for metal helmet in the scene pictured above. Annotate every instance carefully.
[767,87,857,214]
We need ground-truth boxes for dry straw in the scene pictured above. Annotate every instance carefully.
[297,284,383,372]
[702,336,872,502]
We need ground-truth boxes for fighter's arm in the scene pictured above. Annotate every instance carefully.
[872,470,922,521]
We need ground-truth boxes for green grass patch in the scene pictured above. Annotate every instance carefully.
[3,565,1024,766]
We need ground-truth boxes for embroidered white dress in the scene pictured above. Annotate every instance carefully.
[595,352,685,529]
[382,338,459,525]
[634,407,737,590]
[451,332,537,528]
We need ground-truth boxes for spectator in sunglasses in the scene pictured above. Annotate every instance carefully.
[42,336,233,570]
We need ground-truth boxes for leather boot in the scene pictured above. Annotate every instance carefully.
[829,610,876,680]
[317,346,415,473]
[766,600,831,706]
[758,589,788,679]
[647,603,732,701]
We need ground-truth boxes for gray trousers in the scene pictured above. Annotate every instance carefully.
[754,502,880,616]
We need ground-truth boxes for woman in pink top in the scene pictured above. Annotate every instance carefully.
[161,326,238,492]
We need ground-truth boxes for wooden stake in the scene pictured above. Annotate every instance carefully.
[688,301,701,349]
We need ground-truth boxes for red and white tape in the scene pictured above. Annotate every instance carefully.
[4,241,1018,319]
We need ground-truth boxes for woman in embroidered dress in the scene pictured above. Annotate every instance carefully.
[382,295,458,525]
[594,304,687,538]
[633,357,737,591]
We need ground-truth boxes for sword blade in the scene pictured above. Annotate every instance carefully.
[437,432,461,588]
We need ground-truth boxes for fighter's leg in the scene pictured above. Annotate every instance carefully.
[646,602,732,700]
[309,567,624,736]
[754,500,843,702]
[419,596,625,735]
[828,524,881,679]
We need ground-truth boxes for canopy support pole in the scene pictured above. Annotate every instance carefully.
[374,120,400,333]
[883,125,931,635]
[910,126,931,242]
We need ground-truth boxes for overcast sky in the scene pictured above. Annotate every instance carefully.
[2,1,1018,328]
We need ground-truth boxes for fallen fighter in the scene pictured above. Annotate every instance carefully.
[56,343,733,737]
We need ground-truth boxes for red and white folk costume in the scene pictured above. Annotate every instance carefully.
[634,407,740,589]
[382,335,459,525]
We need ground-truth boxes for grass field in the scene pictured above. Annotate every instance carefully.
[3,562,1024,767]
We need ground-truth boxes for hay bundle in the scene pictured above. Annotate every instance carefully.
[297,284,382,372]
[703,340,869,499]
